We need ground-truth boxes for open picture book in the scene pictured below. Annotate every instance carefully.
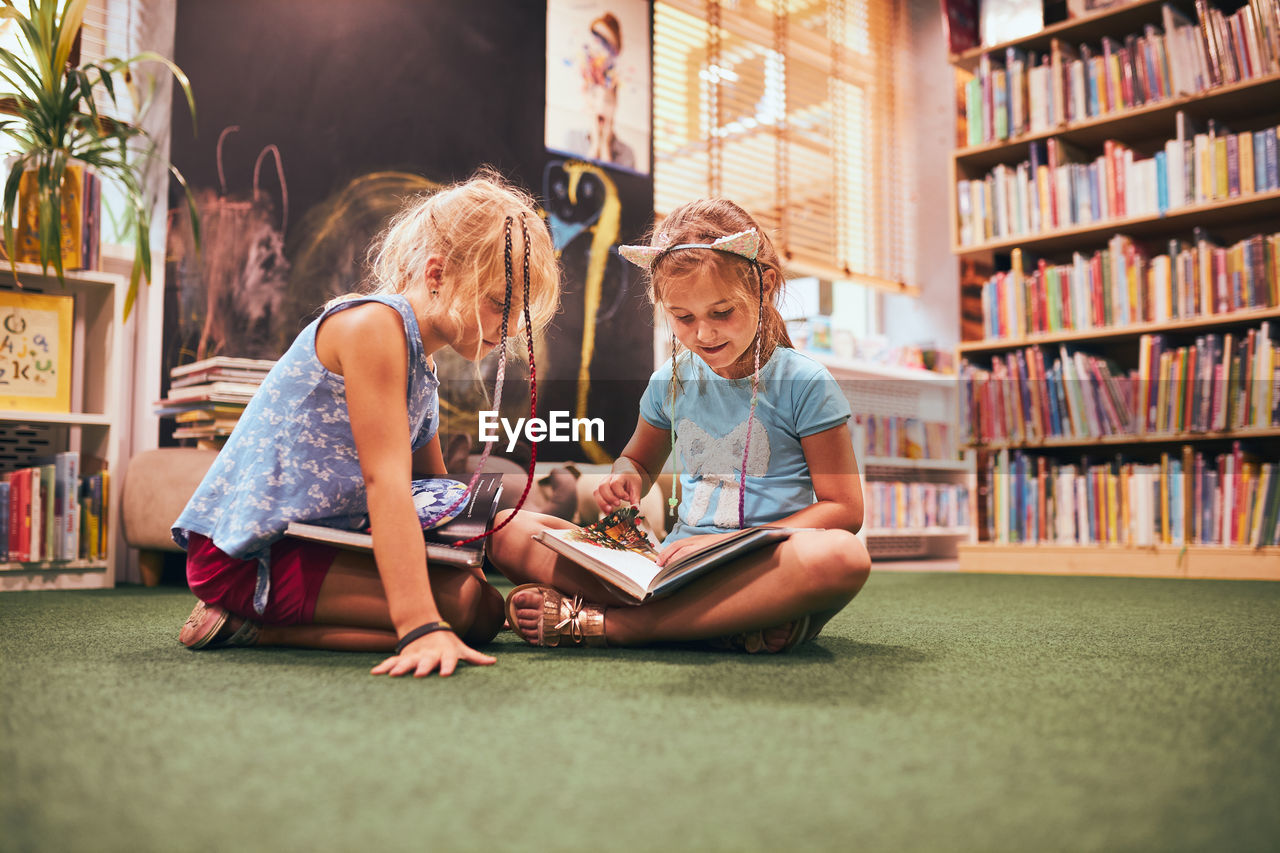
[533,507,799,603]
[285,473,503,568]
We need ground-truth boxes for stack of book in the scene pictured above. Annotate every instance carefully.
[156,356,277,446]
[0,450,108,565]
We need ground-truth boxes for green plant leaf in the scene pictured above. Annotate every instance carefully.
[51,0,86,79]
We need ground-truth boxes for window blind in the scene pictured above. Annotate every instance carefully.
[654,0,916,296]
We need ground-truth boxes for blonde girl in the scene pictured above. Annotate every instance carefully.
[489,198,869,652]
[173,171,560,677]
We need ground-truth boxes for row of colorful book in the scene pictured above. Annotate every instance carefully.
[978,232,1280,340]
[155,356,276,444]
[978,444,1280,548]
[956,116,1280,246]
[959,321,1280,444]
[0,451,108,564]
[865,481,971,532]
[850,415,960,461]
[961,1,1280,148]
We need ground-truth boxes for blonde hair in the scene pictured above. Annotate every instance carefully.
[645,198,793,373]
[342,169,560,351]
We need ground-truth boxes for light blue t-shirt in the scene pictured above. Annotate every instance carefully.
[172,294,439,613]
[639,346,850,543]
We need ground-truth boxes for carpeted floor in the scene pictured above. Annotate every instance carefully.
[1,571,1277,853]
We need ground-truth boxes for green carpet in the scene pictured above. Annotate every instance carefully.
[2,572,1277,853]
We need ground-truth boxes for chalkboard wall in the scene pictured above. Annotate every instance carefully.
[167,0,654,461]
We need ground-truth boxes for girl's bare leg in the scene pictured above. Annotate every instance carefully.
[488,510,646,606]
[256,551,505,651]
[488,510,871,647]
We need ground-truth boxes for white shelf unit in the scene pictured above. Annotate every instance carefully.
[813,354,974,561]
[0,264,125,591]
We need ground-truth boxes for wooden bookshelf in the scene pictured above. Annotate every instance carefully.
[960,305,1280,353]
[968,426,1280,451]
[953,187,1280,256]
[951,0,1190,69]
[0,266,125,591]
[950,0,1280,577]
[958,542,1280,581]
[956,71,1280,174]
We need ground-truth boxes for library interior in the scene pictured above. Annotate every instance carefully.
[1,1,1276,851]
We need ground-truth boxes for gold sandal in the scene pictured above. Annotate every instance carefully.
[709,614,813,654]
[504,584,607,647]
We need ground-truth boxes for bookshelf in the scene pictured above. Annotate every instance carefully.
[812,354,974,563]
[949,0,1280,580]
[0,264,125,591]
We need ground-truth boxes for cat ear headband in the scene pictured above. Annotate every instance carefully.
[618,228,760,271]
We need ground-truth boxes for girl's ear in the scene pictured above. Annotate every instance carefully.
[424,255,446,293]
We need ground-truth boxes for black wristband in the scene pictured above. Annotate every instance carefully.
[395,620,454,654]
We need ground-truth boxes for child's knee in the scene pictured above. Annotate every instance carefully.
[459,577,505,646]
[486,509,526,565]
[796,529,870,595]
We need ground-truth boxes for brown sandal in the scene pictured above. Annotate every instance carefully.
[504,584,607,647]
[708,614,813,654]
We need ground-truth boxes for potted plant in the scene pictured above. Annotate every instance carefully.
[0,0,198,317]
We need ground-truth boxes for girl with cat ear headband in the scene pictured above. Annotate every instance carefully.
[490,198,870,655]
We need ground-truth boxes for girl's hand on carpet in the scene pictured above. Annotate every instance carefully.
[656,532,734,567]
[371,631,496,678]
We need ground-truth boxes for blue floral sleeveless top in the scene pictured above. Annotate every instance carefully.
[172,294,439,614]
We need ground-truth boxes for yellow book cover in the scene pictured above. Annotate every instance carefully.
[81,495,98,561]
[1156,351,1172,433]
[1107,470,1119,544]
[99,468,110,560]
[0,291,74,413]
[1214,137,1228,199]
[1271,234,1279,306]
[1236,463,1255,545]
[1119,464,1130,543]
[1159,453,1170,544]
[15,162,85,268]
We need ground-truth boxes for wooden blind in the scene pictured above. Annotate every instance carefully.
[654,0,915,295]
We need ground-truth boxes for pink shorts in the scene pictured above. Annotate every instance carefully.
[185,532,340,626]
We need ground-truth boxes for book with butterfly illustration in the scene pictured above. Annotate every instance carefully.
[533,506,799,603]
[284,473,504,568]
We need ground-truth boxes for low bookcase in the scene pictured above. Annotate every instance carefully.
[0,265,125,591]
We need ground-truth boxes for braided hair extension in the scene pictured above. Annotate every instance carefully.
[417,215,540,544]
[666,260,766,531]
[737,260,765,529]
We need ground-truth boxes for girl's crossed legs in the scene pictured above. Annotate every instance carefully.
[184,534,504,651]
[487,509,871,650]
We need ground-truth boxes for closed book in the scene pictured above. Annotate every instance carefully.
[285,474,504,569]
[55,452,79,561]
